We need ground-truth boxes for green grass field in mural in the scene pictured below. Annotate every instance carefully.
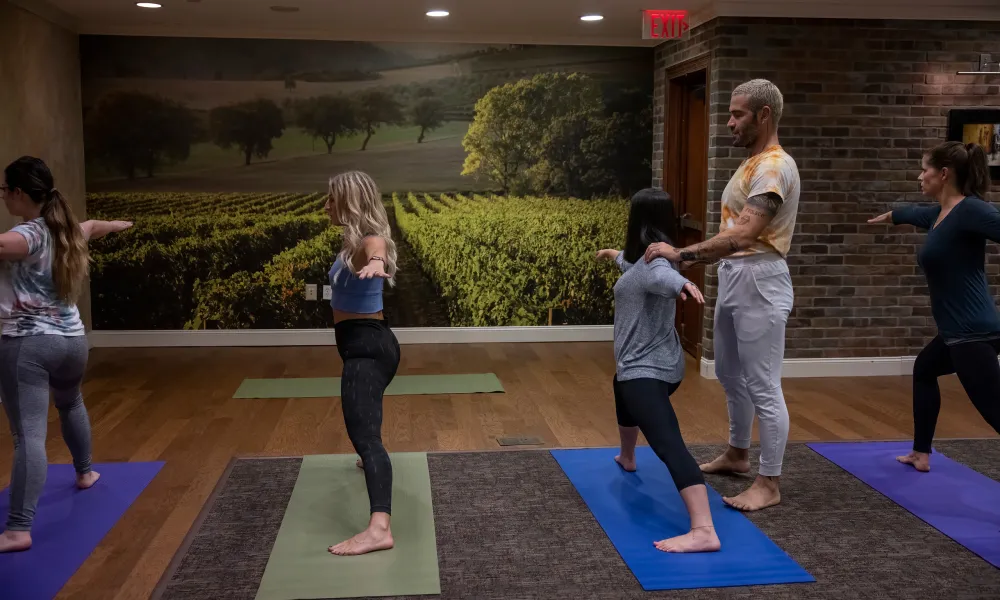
[85,123,472,186]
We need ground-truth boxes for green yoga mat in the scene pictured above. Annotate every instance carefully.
[255,453,440,600]
[234,373,504,398]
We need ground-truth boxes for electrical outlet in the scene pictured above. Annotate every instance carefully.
[305,284,317,300]
[322,285,332,300]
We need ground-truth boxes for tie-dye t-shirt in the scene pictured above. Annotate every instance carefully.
[0,218,85,337]
[720,145,801,258]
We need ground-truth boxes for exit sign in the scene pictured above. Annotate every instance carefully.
[642,9,690,40]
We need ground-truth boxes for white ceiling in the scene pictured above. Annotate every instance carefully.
[11,0,1000,46]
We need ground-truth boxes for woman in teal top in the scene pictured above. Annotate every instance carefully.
[323,171,400,557]
[869,141,999,472]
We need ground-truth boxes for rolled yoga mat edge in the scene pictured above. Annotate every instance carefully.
[550,447,815,591]
[808,440,1000,569]
[234,373,504,398]
[0,461,165,600]
[254,452,440,600]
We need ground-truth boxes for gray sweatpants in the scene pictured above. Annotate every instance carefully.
[714,253,794,477]
[0,335,91,531]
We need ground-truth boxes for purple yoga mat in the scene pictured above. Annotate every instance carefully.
[808,441,1000,568]
[0,461,164,600]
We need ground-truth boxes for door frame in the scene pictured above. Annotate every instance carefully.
[662,53,711,361]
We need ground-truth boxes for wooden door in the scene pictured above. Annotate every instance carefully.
[663,62,709,359]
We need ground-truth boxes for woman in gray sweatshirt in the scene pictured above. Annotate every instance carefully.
[595,187,720,554]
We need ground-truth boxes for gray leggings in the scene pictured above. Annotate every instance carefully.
[0,335,91,531]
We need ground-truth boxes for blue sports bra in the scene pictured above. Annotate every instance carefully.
[328,256,384,313]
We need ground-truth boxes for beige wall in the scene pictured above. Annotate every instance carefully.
[0,1,89,326]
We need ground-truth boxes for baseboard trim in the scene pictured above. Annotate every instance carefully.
[86,326,616,348]
[699,356,917,379]
[87,329,924,379]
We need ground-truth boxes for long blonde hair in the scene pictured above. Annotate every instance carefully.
[328,170,398,286]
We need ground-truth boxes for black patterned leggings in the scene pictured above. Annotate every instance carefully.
[334,318,400,514]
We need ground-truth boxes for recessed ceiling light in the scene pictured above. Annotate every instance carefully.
[136,2,162,7]
[580,14,603,21]
[426,10,449,17]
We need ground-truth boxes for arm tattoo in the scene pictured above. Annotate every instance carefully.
[678,235,741,264]
[673,194,779,263]
[746,192,783,217]
[737,206,770,226]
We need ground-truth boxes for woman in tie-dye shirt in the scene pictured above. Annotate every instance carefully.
[0,157,132,553]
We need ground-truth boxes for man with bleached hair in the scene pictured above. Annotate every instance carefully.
[645,78,800,511]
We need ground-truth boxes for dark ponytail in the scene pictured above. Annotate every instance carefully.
[3,157,89,303]
[925,141,992,200]
[964,143,992,200]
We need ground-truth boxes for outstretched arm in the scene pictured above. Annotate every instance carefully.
[878,206,937,230]
[356,235,391,279]
[81,220,133,240]
[596,248,629,272]
[0,231,30,260]
[645,260,705,304]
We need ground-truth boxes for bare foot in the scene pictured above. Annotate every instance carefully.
[614,454,636,472]
[77,471,101,489]
[328,525,394,556]
[0,530,31,553]
[654,527,721,553]
[724,476,780,511]
[897,451,930,472]
[699,450,750,475]
[356,458,363,469]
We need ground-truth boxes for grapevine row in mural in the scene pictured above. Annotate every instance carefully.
[88,192,628,330]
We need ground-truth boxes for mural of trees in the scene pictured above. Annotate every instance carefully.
[81,38,655,331]
[295,95,359,153]
[355,90,405,151]
[209,99,286,165]
[84,91,202,179]
[461,72,652,198]
[412,94,445,144]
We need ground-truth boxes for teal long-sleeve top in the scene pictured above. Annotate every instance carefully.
[892,196,1000,344]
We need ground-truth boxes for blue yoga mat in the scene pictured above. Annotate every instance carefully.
[0,461,165,600]
[550,447,814,590]
[809,441,1000,569]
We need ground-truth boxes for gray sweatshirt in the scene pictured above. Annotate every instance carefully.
[612,252,689,384]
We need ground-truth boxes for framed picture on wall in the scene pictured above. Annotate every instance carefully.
[947,108,1000,181]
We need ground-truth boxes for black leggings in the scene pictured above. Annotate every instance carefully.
[613,376,704,491]
[912,335,1000,453]
[335,318,400,514]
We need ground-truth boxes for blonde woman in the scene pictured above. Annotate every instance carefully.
[323,171,400,556]
[0,156,131,552]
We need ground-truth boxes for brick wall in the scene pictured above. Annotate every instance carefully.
[655,17,1000,361]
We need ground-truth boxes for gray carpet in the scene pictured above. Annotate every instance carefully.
[153,442,1000,600]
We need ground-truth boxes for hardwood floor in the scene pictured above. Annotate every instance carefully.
[0,342,996,600]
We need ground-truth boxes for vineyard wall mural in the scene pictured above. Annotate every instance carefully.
[80,36,654,330]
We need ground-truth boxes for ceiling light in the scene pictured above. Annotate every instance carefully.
[426,10,449,17]
[136,2,161,7]
[580,14,603,21]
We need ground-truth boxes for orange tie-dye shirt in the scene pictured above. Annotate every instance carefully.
[720,145,800,258]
